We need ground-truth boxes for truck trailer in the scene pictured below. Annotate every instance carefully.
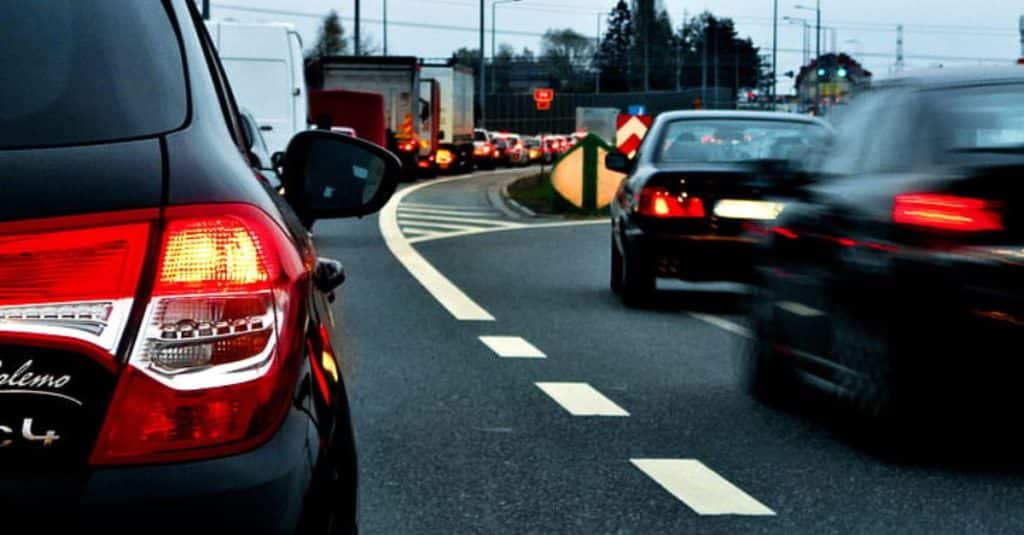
[419,62,476,174]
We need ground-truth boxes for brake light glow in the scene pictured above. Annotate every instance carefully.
[637,187,706,218]
[893,193,1003,232]
[91,204,307,465]
[0,213,152,357]
[436,149,454,166]
[398,140,417,152]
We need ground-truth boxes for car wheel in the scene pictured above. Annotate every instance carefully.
[610,236,623,294]
[830,306,902,419]
[747,282,796,406]
[618,243,654,307]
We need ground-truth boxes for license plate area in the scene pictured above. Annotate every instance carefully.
[0,346,115,473]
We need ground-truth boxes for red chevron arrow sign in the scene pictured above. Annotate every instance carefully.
[616,114,653,159]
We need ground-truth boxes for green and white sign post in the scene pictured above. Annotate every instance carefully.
[549,134,627,212]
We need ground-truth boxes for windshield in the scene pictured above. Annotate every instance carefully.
[474,130,489,141]
[657,119,830,163]
[937,84,1024,151]
[0,0,187,149]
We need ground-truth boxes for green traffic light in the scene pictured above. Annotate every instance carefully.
[817,67,827,77]
[837,67,848,78]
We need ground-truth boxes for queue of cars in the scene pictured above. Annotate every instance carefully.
[606,67,1024,440]
[473,129,580,169]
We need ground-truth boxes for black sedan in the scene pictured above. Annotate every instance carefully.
[606,111,833,305]
[747,68,1024,427]
[0,1,399,532]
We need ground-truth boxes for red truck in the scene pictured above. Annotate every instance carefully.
[308,89,387,148]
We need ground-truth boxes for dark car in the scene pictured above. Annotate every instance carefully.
[747,68,1024,425]
[0,1,400,532]
[606,111,833,305]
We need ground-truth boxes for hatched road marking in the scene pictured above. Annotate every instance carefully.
[631,459,776,516]
[535,382,630,416]
[479,336,547,358]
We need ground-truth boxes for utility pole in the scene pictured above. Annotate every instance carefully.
[479,0,486,128]
[771,0,778,108]
[701,22,708,105]
[354,0,362,56]
[815,0,821,59]
[202,0,210,19]
[895,24,905,73]
[383,0,388,55]
[712,22,719,107]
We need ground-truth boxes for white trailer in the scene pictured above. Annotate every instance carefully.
[420,63,476,173]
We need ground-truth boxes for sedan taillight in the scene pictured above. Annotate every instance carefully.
[893,193,1003,232]
[637,187,706,218]
[90,204,307,465]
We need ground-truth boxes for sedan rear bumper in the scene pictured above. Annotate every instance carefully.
[624,228,757,282]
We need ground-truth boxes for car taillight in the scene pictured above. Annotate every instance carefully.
[90,204,307,465]
[436,149,454,166]
[893,193,1004,232]
[398,140,417,152]
[637,187,706,218]
[0,210,153,362]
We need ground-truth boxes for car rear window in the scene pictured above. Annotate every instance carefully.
[935,84,1024,152]
[657,119,831,163]
[0,0,187,149]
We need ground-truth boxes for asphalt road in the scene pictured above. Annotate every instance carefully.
[313,168,1024,534]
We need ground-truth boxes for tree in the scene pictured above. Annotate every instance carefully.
[597,1,632,92]
[306,11,347,63]
[540,28,594,91]
[677,12,766,98]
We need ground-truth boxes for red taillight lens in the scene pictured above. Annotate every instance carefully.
[638,187,706,218]
[398,140,417,152]
[893,193,1004,232]
[0,211,153,358]
[91,204,307,465]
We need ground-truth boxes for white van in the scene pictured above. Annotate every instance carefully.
[205,21,308,155]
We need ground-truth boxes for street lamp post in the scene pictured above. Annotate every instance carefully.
[201,0,210,19]
[382,0,388,55]
[772,0,778,109]
[794,2,820,59]
[354,0,362,56]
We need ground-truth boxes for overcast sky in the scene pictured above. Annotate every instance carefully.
[210,0,1023,92]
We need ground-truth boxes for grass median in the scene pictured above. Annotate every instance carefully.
[507,172,610,218]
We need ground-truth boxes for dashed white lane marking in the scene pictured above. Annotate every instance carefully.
[688,313,753,339]
[630,459,776,516]
[379,175,496,321]
[535,382,630,416]
[479,336,546,358]
[775,300,826,318]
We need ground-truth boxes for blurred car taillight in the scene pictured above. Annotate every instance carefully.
[398,140,417,152]
[637,187,706,218]
[893,193,1003,232]
[90,204,307,465]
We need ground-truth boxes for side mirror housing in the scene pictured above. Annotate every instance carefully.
[605,151,633,174]
[280,130,401,224]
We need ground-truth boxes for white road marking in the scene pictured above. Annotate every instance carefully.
[400,202,496,213]
[688,313,753,339]
[398,206,497,218]
[776,300,826,318]
[394,219,482,231]
[408,219,605,244]
[398,212,517,227]
[534,382,629,416]
[479,336,546,358]
[630,459,776,516]
[379,176,496,321]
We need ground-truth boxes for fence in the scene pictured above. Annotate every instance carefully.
[482,88,736,135]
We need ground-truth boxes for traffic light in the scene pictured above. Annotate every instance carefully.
[837,67,848,78]
[816,67,827,77]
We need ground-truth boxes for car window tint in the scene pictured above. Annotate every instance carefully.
[0,0,187,149]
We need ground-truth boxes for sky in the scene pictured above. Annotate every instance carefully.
[209,0,1024,93]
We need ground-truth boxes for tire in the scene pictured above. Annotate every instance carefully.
[618,242,655,307]
[610,236,623,294]
[747,282,796,405]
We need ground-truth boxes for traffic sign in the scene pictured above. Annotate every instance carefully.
[627,105,647,116]
[533,88,555,103]
[536,100,551,111]
[616,114,653,159]
[549,134,626,210]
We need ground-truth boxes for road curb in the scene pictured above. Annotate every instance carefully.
[487,173,539,219]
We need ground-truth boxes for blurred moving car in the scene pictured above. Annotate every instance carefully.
[473,128,498,170]
[606,111,832,305]
[747,68,1024,423]
[0,1,402,531]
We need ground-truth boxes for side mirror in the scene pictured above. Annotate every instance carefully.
[280,130,401,223]
[605,151,633,173]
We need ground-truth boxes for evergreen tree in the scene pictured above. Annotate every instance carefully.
[306,11,347,63]
[597,1,632,92]
[677,12,765,96]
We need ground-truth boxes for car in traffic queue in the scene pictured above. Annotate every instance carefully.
[492,132,530,167]
[606,111,833,305]
[0,1,402,532]
[524,136,544,164]
[747,68,1024,427]
[473,128,498,170]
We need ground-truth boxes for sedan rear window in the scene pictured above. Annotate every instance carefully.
[657,119,831,164]
[0,0,187,149]
[936,84,1024,153]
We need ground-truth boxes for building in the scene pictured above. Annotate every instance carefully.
[794,53,872,110]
